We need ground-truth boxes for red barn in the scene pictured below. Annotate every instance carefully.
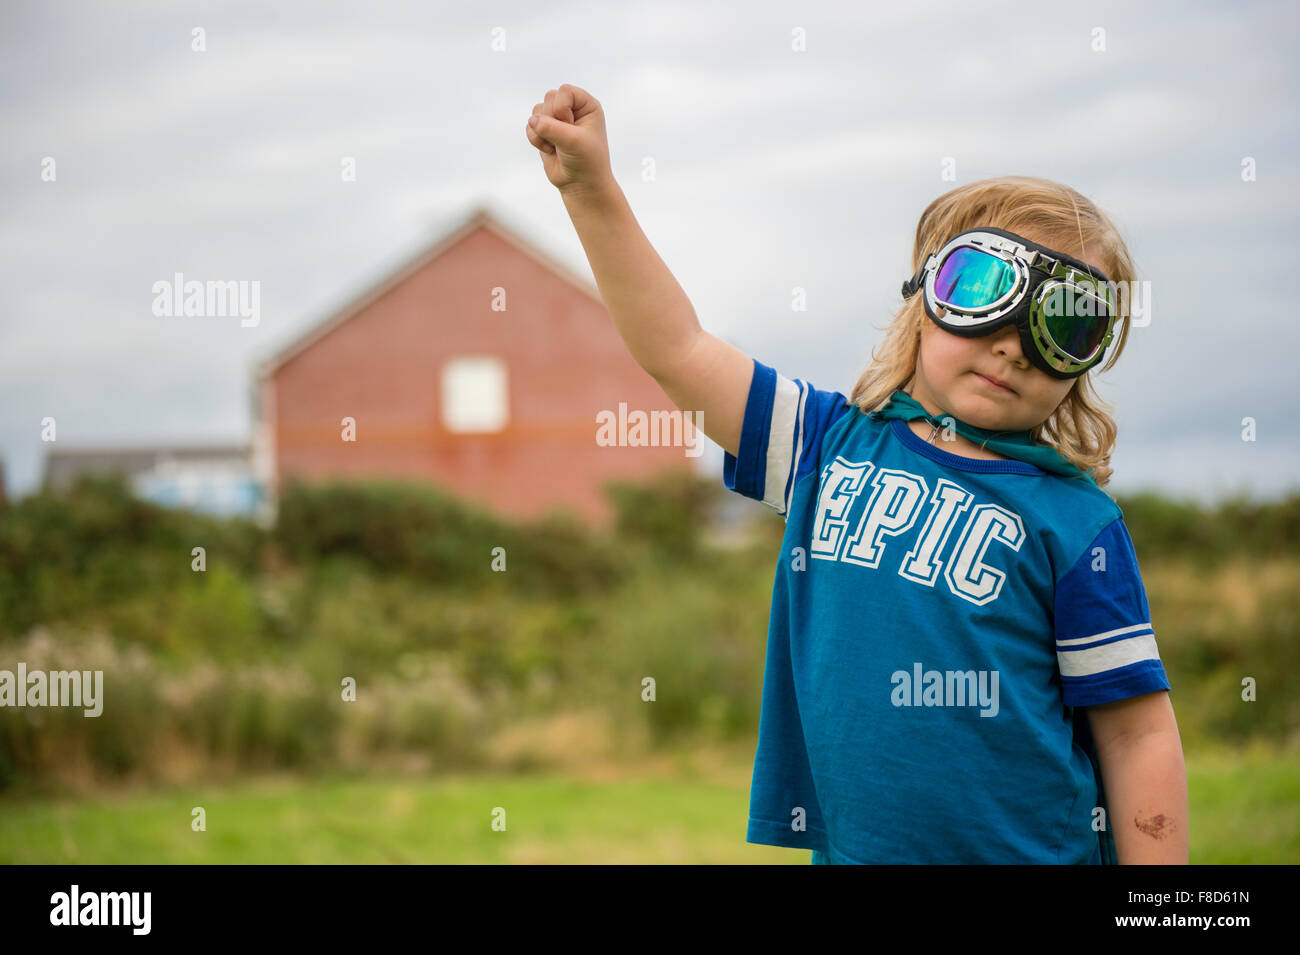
[253,206,697,528]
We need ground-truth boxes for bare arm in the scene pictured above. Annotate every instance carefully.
[528,85,753,458]
[1088,690,1190,863]
[558,180,753,457]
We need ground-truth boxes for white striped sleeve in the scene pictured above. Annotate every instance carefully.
[1054,518,1171,707]
[723,358,853,518]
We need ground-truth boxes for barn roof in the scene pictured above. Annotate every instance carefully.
[254,203,604,381]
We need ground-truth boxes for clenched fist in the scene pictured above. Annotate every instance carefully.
[526,84,613,195]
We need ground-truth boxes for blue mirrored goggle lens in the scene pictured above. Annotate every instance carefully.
[934,247,1017,309]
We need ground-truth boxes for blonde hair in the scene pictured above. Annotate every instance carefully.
[849,176,1138,489]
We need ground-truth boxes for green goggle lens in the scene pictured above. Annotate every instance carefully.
[1038,283,1113,361]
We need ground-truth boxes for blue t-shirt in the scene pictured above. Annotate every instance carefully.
[722,359,1172,864]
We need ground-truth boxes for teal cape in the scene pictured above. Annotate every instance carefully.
[868,389,1097,489]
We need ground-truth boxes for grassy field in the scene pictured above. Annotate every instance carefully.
[2,741,1295,864]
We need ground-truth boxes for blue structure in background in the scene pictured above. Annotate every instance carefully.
[131,470,264,518]
[42,444,268,521]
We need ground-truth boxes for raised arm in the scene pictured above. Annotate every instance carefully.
[526,84,753,458]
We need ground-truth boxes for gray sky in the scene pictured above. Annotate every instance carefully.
[2,0,1297,505]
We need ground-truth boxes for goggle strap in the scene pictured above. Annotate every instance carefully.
[901,267,924,299]
[901,253,938,299]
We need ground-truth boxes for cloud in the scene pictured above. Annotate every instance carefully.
[1,0,1298,501]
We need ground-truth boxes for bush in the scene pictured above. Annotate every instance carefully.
[273,476,628,597]
[0,474,264,640]
[2,471,1296,792]
[1116,489,1300,561]
[604,469,721,562]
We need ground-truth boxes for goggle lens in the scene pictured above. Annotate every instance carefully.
[934,247,1016,310]
[1039,283,1112,361]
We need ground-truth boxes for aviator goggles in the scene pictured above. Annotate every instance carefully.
[901,227,1119,379]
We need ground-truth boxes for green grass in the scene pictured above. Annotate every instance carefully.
[0,769,801,864]
[1,744,1295,864]
[1179,741,1300,864]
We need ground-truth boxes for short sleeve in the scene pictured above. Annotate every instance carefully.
[1054,517,1172,707]
[722,358,852,516]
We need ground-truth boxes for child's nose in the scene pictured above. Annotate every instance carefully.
[991,326,1027,362]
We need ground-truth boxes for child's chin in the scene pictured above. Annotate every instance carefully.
[954,398,1017,430]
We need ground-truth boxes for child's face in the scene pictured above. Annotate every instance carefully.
[910,235,1103,432]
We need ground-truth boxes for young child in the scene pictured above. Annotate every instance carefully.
[527,84,1189,864]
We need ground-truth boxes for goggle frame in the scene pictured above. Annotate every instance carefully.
[901,227,1119,379]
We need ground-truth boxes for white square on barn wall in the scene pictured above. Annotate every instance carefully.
[442,356,509,432]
